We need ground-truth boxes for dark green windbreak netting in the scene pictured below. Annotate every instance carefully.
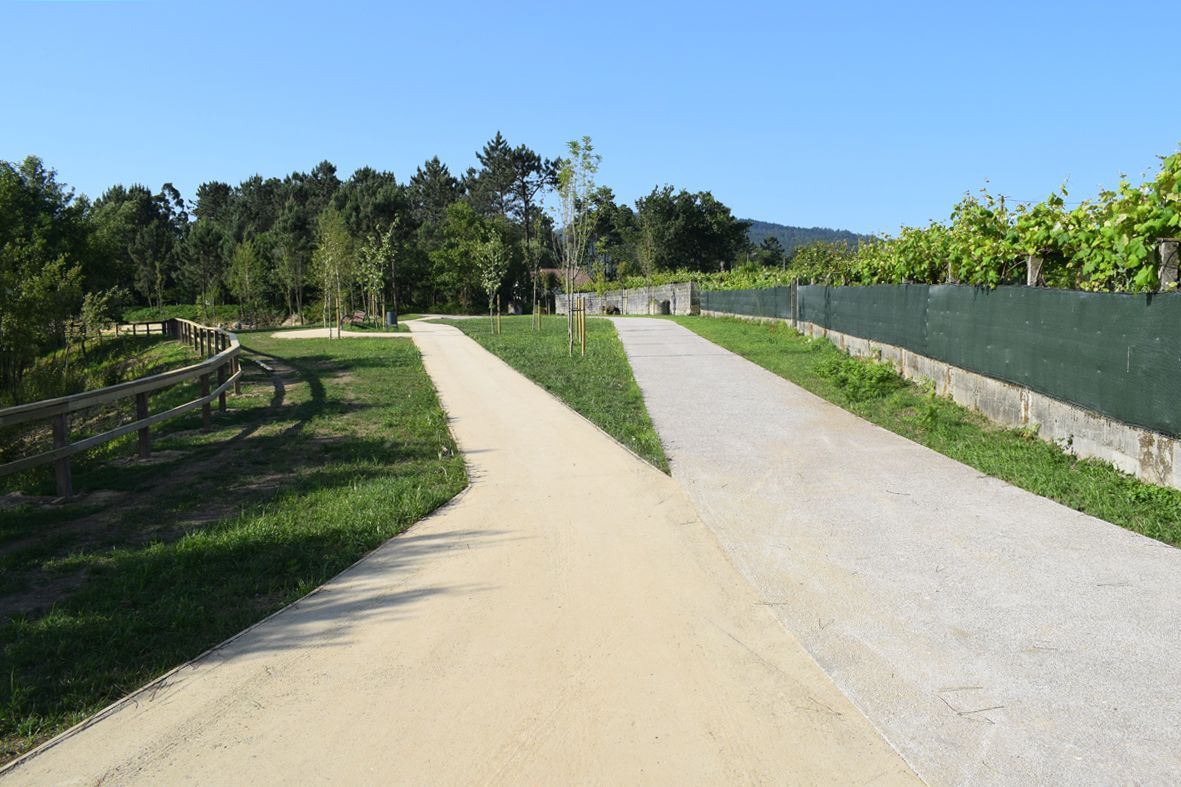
[704,283,1181,436]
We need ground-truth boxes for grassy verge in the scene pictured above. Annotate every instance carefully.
[444,315,669,472]
[2,336,202,494]
[673,316,1181,547]
[2,334,196,408]
[0,334,466,761]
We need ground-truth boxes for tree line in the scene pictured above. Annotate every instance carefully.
[0,132,754,398]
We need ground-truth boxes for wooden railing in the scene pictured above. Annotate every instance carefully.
[0,319,242,496]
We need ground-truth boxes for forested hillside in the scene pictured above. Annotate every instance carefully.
[744,220,868,254]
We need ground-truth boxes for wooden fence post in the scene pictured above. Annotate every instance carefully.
[136,392,150,458]
[52,413,72,497]
[1160,240,1179,290]
[201,374,212,431]
[233,357,241,395]
[218,362,228,412]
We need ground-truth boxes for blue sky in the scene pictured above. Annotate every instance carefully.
[3,0,1179,235]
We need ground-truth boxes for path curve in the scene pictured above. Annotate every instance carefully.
[612,316,1181,785]
[3,321,915,784]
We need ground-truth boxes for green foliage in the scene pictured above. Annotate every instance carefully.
[745,219,869,255]
[121,304,241,324]
[0,157,88,395]
[429,201,486,311]
[0,335,193,411]
[475,226,510,314]
[569,264,799,292]
[815,353,904,402]
[632,186,751,273]
[311,207,353,326]
[782,147,1181,293]
[226,238,268,323]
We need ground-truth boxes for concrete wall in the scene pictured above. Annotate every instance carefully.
[700,310,1181,492]
[555,283,699,316]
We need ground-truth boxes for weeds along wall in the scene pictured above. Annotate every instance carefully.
[701,284,1181,440]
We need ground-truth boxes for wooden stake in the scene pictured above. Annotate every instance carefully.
[201,373,212,432]
[136,392,150,458]
[52,413,72,497]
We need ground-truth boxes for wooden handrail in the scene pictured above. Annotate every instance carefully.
[0,318,243,496]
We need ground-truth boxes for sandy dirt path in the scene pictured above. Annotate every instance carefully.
[3,321,915,785]
[612,316,1181,785]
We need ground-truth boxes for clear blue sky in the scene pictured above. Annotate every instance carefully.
[3,0,1179,235]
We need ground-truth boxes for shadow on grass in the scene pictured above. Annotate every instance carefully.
[0,335,469,760]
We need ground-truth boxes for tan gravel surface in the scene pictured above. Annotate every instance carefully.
[3,320,915,785]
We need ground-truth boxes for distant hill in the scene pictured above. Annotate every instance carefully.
[744,219,870,255]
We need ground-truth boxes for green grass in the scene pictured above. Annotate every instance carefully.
[674,316,1181,547]
[2,334,196,408]
[0,334,466,762]
[1,336,202,494]
[445,315,669,473]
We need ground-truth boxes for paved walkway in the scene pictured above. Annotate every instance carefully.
[612,317,1181,785]
[4,321,914,784]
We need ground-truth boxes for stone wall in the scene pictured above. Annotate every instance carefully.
[555,282,698,316]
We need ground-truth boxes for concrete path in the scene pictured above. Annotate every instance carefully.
[4,321,915,785]
[611,317,1181,785]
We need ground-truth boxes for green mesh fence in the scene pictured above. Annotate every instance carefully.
[705,284,1181,437]
[701,287,791,319]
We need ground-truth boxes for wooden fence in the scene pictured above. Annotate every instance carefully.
[0,319,242,496]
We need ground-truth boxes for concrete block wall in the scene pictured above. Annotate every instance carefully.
[700,310,1181,492]
[555,282,699,316]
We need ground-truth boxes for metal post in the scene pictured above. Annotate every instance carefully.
[52,413,72,497]
[136,392,150,458]
[201,373,212,431]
